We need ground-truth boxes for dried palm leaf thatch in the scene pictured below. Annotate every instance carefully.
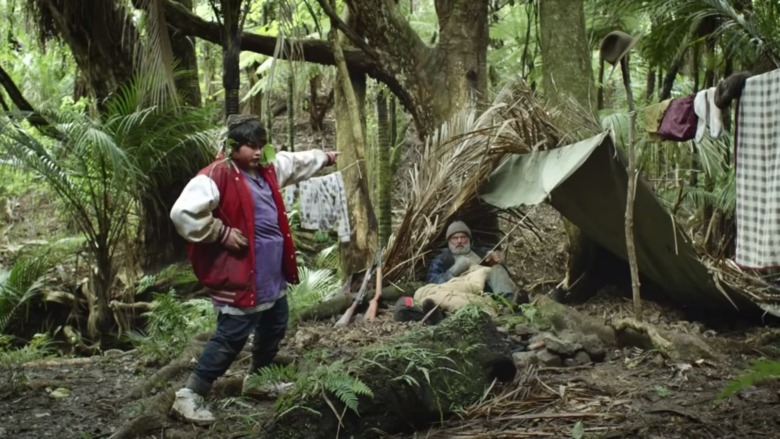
[703,256,780,315]
[383,84,564,282]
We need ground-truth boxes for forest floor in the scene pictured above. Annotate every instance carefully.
[1,119,779,438]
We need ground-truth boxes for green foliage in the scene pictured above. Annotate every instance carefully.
[313,243,340,271]
[260,359,373,416]
[127,290,215,363]
[287,266,340,323]
[0,237,84,332]
[0,333,54,392]
[0,333,54,368]
[0,75,216,332]
[362,343,462,390]
[719,359,780,399]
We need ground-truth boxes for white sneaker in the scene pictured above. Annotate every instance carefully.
[242,375,294,399]
[171,388,216,425]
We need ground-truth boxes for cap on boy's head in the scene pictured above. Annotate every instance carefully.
[226,114,266,151]
[446,221,471,240]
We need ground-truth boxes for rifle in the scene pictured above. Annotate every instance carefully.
[334,264,374,327]
[364,248,383,321]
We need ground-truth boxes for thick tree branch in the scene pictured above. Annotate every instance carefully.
[314,0,380,62]
[0,64,64,140]
[161,0,418,129]
[163,0,370,71]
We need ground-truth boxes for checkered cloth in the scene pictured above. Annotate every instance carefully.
[735,69,780,268]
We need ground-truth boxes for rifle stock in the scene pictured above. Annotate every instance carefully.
[365,248,383,321]
[334,265,373,327]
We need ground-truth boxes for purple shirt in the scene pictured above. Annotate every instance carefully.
[242,170,286,303]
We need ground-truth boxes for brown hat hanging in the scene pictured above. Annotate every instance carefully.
[599,31,640,65]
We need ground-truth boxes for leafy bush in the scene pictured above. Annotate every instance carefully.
[127,289,214,363]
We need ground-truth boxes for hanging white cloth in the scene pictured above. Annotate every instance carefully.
[297,172,351,242]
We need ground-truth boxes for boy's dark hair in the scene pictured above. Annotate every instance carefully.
[226,115,267,151]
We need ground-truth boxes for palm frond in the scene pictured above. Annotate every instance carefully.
[287,267,340,322]
[0,237,85,331]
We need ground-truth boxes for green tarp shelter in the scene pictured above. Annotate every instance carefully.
[480,132,769,317]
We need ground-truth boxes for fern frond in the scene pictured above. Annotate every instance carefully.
[719,359,780,399]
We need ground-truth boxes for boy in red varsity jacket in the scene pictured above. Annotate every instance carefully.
[169,115,337,425]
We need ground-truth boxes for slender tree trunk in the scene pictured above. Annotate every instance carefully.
[620,57,641,317]
[646,66,656,101]
[170,0,202,106]
[287,73,295,152]
[376,88,392,247]
[329,5,378,276]
[220,0,242,117]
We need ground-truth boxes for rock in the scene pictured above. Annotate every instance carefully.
[543,333,581,356]
[563,358,578,367]
[496,326,510,335]
[529,331,554,346]
[580,334,606,362]
[573,351,591,365]
[536,349,562,367]
[512,351,539,369]
[513,324,535,337]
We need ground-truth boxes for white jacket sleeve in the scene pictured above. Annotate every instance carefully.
[170,174,225,243]
[274,150,330,187]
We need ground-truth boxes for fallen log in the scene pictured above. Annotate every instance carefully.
[261,307,516,438]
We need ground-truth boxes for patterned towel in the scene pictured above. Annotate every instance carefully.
[298,172,351,242]
[735,68,780,268]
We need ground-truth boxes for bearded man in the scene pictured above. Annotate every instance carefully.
[426,221,523,302]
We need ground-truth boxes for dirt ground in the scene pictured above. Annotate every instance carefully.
[1,301,779,439]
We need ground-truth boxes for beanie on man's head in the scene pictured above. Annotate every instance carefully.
[446,221,471,240]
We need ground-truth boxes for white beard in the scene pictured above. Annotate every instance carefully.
[449,241,471,256]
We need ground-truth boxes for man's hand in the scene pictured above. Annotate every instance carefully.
[449,257,472,277]
[484,251,502,266]
[223,228,248,252]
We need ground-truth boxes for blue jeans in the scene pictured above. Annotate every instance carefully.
[188,296,288,395]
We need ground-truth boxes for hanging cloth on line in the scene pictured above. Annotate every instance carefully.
[693,87,723,143]
[656,94,697,142]
[735,68,780,269]
[643,99,672,141]
[297,172,351,242]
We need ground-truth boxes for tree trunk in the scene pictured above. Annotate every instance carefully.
[220,0,242,117]
[376,88,392,247]
[345,0,488,135]
[539,0,601,300]
[38,0,137,102]
[287,72,295,152]
[329,7,378,276]
[169,0,202,107]
[539,0,595,115]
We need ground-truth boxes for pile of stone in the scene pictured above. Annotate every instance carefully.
[500,324,607,369]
